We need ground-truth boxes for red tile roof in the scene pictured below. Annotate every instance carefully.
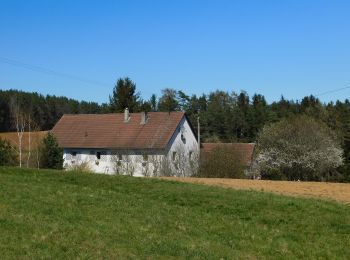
[51,112,185,149]
[201,143,255,166]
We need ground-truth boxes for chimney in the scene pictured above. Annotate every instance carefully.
[124,108,129,122]
[140,111,148,125]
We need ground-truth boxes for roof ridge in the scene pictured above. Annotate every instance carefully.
[62,111,185,116]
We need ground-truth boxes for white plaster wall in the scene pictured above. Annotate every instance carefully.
[63,149,165,177]
[166,116,199,177]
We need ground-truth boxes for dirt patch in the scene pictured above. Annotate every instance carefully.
[162,177,350,204]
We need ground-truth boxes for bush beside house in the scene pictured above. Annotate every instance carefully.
[198,146,245,178]
[40,133,63,169]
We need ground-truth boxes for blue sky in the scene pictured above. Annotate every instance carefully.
[1,0,349,104]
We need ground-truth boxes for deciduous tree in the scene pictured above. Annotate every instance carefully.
[158,88,179,112]
[255,115,343,181]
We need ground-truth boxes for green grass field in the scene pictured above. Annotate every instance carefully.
[0,167,349,259]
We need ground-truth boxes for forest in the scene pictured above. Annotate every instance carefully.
[1,77,349,180]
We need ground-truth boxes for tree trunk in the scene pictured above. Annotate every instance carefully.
[27,117,31,168]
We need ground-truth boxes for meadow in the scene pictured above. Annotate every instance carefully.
[0,167,349,258]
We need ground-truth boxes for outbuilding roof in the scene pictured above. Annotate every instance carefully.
[201,143,255,167]
[51,112,185,150]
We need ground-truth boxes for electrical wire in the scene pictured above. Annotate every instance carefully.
[1,56,349,99]
[314,86,350,97]
[0,56,109,87]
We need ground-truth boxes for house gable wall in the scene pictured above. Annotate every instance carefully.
[165,116,199,177]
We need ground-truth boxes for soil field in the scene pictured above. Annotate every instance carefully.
[0,131,48,149]
[162,177,350,204]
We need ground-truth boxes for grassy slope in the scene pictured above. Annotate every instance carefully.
[0,167,349,259]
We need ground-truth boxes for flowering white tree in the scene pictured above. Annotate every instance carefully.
[255,115,343,181]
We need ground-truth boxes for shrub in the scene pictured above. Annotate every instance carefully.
[260,168,286,180]
[0,138,17,166]
[66,161,92,173]
[198,146,245,178]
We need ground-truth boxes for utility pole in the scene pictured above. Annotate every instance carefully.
[197,114,200,157]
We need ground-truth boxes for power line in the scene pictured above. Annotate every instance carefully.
[2,55,349,100]
[0,56,109,87]
[314,86,350,97]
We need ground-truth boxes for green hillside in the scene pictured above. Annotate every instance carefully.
[0,167,349,259]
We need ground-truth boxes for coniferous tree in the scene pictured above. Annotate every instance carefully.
[177,90,190,111]
[205,91,233,141]
[40,133,63,169]
[149,94,158,112]
[234,91,250,140]
[109,77,140,112]
[140,100,152,112]
[0,138,17,166]
[247,94,270,140]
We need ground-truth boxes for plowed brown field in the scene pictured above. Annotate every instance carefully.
[0,131,48,149]
[162,177,350,204]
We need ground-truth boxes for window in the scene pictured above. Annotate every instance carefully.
[71,151,80,161]
[172,151,177,161]
[96,152,101,160]
[100,151,107,161]
[143,154,148,161]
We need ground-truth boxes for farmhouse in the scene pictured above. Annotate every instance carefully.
[51,109,198,176]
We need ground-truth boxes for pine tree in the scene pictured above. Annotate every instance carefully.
[109,77,140,112]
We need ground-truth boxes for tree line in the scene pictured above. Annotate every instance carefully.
[1,77,350,180]
[0,89,110,132]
